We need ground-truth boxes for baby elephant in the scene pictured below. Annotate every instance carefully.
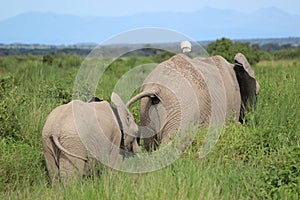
[42,92,140,184]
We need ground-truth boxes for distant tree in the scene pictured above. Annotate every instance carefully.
[260,43,281,52]
[207,38,261,65]
[207,38,233,61]
[281,44,293,49]
[273,45,300,60]
[154,51,175,63]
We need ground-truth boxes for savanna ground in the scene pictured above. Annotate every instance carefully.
[0,53,299,199]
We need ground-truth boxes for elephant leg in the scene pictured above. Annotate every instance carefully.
[85,156,102,178]
[110,130,122,169]
[42,136,59,184]
[58,135,88,184]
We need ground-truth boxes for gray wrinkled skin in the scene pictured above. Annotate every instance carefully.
[42,93,140,185]
[127,53,259,151]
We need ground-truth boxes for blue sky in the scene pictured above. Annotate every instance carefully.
[1,0,300,21]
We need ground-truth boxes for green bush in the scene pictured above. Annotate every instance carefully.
[207,38,262,65]
[272,46,300,60]
[0,76,22,141]
[42,54,54,65]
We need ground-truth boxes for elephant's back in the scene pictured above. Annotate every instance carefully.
[72,100,120,161]
[42,101,76,138]
[143,53,240,125]
[193,55,241,120]
[86,101,119,136]
[211,56,241,120]
[66,100,117,138]
[42,100,117,138]
[143,54,212,127]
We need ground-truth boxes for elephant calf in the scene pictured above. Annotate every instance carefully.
[42,92,140,184]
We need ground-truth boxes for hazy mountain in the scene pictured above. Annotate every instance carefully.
[0,7,299,45]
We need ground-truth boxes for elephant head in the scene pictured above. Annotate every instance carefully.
[111,92,141,154]
[127,53,259,151]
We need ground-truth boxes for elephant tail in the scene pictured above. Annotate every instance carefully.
[126,90,158,108]
[51,135,88,161]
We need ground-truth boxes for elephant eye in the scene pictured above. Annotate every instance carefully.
[150,96,160,105]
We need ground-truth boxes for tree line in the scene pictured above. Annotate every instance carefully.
[207,38,300,65]
[1,38,299,65]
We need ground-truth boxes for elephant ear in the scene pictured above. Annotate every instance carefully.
[233,53,260,123]
[111,92,132,133]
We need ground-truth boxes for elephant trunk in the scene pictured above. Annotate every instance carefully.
[126,90,158,108]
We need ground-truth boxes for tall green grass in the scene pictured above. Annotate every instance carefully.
[0,55,299,199]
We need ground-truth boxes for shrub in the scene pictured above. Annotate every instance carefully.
[42,54,53,65]
[0,76,22,141]
[207,38,262,65]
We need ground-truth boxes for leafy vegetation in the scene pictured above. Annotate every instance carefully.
[207,37,300,64]
[0,49,299,199]
[206,37,261,65]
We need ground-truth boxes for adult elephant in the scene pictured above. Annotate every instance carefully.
[42,92,140,184]
[127,53,260,151]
